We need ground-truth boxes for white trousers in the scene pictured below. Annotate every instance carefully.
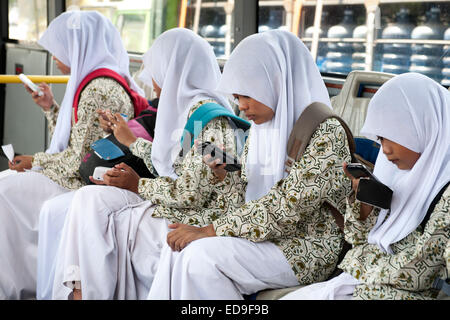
[147,236,299,300]
[0,172,69,299]
[37,191,76,300]
[280,272,359,300]
[51,185,171,300]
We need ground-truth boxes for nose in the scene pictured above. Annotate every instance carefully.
[381,140,392,155]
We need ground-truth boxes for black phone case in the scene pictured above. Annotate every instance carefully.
[346,163,374,179]
[356,178,393,210]
[197,142,241,172]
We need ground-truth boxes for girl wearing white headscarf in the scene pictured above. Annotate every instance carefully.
[48,28,246,300]
[282,72,450,300]
[146,30,353,300]
[0,11,141,299]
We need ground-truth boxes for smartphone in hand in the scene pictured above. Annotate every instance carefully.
[197,142,241,172]
[347,163,393,209]
[19,74,44,97]
[346,163,378,180]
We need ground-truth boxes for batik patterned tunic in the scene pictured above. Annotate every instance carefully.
[340,186,450,300]
[129,99,247,226]
[212,118,353,284]
[32,77,134,190]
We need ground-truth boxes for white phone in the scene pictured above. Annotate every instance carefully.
[19,74,44,97]
[92,166,110,181]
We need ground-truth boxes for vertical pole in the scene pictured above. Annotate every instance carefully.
[310,0,323,61]
[192,0,202,34]
[364,0,380,71]
[224,0,234,57]
[291,0,303,36]
[233,0,258,50]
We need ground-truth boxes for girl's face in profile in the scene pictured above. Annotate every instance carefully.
[233,94,274,125]
[378,137,421,170]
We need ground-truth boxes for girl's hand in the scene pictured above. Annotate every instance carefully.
[195,140,227,182]
[89,163,140,193]
[343,162,374,220]
[107,112,137,148]
[9,155,33,172]
[97,109,113,134]
[25,83,54,112]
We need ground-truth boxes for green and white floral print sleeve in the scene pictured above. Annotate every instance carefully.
[343,197,380,246]
[32,77,134,190]
[43,101,60,138]
[136,100,246,222]
[339,186,450,300]
[129,137,158,177]
[213,118,353,284]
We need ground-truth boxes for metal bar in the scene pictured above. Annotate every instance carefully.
[233,0,258,50]
[260,0,450,6]
[192,0,202,34]
[47,0,66,24]
[376,39,450,45]
[179,0,189,28]
[0,0,8,146]
[224,0,235,57]
[0,75,70,84]
[291,0,303,35]
[365,1,379,71]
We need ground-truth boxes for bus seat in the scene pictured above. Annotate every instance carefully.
[253,285,307,300]
[331,70,394,137]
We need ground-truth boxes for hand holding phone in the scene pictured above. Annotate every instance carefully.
[345,162,392,210]
[19,74,44,97]
[92,166,110,181]
[197,142,241,172]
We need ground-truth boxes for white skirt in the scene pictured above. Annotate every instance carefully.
[37,191,76,300]
[280,272,359,300]
[0,172,69,299]
[147,236,300,300]
[51,185,171,300]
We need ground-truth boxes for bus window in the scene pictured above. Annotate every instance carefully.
[8,0,47,42]
[258,1,450,85]
[65,0,179,54]
[183,0,235,58]
[115,12,149,53]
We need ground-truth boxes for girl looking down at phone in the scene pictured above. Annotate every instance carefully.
[46,28,246,300]
[147,30,353,300]
[0,11,146,299]
[283,72,450,300]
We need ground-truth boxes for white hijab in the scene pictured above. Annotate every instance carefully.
[361,73,450,254]
[217,30,331,202]
[38,10,144,154]
[139,28,233,179]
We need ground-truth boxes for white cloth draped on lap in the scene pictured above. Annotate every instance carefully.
[281,273,359,300]
[147,237,299,300]
[37,191,76,300]
[0,172,69,299]
[0,169,17,180]
[51,186,171,300]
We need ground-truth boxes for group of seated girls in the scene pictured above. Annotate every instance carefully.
[0,10,448,300]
